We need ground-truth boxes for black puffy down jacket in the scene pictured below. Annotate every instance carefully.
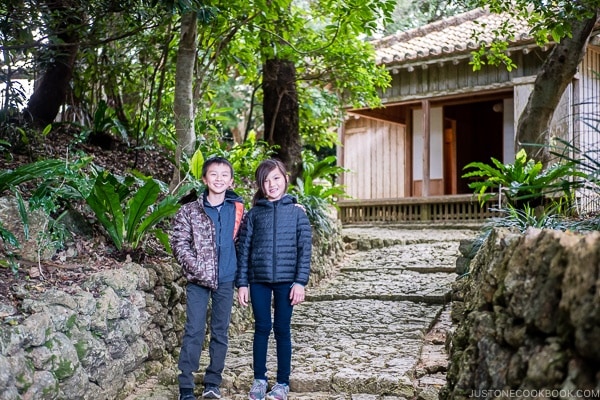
[236,194,312,287]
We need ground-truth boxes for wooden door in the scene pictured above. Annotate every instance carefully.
[443,118,457,194]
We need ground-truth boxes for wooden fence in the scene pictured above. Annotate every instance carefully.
[337,194,499,224]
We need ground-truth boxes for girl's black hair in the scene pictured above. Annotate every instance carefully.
[252,158,288,206]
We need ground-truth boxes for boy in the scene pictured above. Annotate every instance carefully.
[170,156,244,400]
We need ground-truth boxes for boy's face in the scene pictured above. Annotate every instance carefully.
[202,163,234,195]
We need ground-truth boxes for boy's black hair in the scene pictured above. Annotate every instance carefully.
[202,156,234,178]
[179,156,234,205]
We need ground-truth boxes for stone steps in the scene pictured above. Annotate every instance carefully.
[121,227,478,400]
[217,236,467,399]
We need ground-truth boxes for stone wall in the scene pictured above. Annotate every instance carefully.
[0,221,344,400]
[442,228,600,399]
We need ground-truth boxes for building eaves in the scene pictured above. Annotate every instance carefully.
[373,8,536,68]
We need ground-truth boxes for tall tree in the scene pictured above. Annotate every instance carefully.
[252,0,396,182]
[259,1,303,180]
[171,11,197,188]
[517,14,597,162]
[263,57,302,179]
[168,2,254,188]
[24,0,82,127]
[461,0,600,163]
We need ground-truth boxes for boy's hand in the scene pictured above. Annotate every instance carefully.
[238,287,249,307]
[290,284,305,306]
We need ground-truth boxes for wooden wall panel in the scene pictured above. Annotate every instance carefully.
[376,122,387,198]
[342,118,406,200]
[392,123,405,198]
[580,48,600,146]
[343,122,366,200]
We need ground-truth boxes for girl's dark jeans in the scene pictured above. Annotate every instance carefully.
[250,282,294,385]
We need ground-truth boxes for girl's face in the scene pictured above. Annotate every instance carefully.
[262,167,287,202]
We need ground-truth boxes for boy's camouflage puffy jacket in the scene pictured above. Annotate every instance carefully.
[170,193,244,290]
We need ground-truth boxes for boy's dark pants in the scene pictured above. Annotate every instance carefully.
[178,281,235,389]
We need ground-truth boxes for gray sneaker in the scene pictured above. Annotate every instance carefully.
[266,383,289,400]
[248,379,268,400]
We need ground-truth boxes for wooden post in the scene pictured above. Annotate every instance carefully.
[422,99,430,197]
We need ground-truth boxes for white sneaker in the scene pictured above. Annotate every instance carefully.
[266,383,289,400]
[248,379,268,400]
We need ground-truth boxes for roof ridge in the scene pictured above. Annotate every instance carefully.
[372,7,489,49]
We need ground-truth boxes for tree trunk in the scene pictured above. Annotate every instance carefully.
[24,0,81,128]
[170,12,198,190]
[516,13,598,163]
[263,58,302,183]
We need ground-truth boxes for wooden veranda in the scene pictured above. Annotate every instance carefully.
[338,194,499,224]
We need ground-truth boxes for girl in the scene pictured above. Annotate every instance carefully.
[236,159,312,400]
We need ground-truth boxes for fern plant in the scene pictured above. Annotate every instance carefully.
[549,137,600,187]
[462,148,581,208]
[84,167,180,252]
[294,151,348,201]
[0,157,93,257]
[484,204,570,233]
[0,159,73,193]
[292,150,348,235]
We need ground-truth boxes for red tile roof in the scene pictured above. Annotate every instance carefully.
[373,8,536,66]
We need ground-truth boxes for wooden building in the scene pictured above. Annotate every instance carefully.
[338,8,600,224]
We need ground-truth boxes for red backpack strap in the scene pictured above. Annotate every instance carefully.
[233,202,244,239]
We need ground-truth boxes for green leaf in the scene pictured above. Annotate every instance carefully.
[124,179,161,244]
[0,223,20,248]
[0,159,67,194]
[86,178,125,250]
[14,191,29,240]
[190,149,204,180]
[131,202,180,248]
[42,124,53,136]
[153,229,172,253]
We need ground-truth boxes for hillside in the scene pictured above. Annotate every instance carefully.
[0,129,175,316]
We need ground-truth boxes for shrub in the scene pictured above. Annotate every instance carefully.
[462,148,581,208]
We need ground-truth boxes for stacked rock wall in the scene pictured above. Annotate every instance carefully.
[0,261,186,399]
[442,228,600,399]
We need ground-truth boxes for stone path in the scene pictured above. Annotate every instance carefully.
[124,226,479,400]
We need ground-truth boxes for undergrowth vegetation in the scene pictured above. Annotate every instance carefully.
[0,128,347,274]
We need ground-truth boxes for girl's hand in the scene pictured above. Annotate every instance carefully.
[290,284,305,306]
[238,287,249,307]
